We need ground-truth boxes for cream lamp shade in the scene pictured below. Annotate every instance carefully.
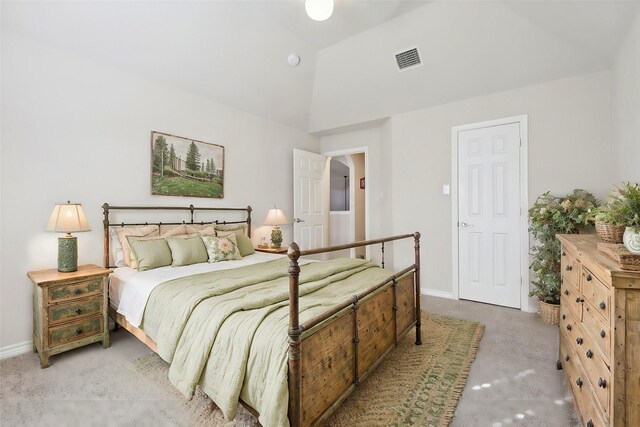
[264,208,289,226]
[46,202,90,272]
[305,0,334,21]
[46,202,91,234]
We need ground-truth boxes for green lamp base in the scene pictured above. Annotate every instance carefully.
[58,235,78,272]
[270,226,283,249]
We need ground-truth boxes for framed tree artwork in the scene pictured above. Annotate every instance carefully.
[150,131,224,198]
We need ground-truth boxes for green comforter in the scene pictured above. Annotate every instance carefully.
[140,257,393,427]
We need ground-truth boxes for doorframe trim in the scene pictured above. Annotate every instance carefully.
[450,115,531,312]
[323,147,370,260]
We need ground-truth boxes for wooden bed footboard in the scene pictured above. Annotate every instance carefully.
[287,233,421,427]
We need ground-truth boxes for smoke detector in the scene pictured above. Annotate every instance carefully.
[288,54,301,67]
[394,47,422,71]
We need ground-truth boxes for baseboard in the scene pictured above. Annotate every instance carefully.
[0,340,32,361]
[421,289,456,300]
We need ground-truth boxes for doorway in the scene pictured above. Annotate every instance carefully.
[451,115,529,310]
[324,148,368,259]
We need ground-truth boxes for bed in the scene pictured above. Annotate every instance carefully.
[103,203,422,427]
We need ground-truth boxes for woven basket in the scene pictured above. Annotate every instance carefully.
[538,300,560,325]
[595,221,625,243]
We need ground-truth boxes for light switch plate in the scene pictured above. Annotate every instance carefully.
[442,184,450,195]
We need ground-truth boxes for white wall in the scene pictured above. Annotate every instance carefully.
[0,33,319,351]
[612,12,640,183]
[321,72,613,298]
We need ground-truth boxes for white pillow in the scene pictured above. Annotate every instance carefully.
[110,229,126,267]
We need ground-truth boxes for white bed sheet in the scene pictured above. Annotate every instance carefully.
[110,252,288,327]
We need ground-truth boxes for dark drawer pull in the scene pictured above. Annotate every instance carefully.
[586,274,592,281]
[576,378,583,388]
[566,324,572,331]
[600,330,606,338]
[599,301,606,310]
[575,297,584,303]
[565,355,570,362]
[75,309,82,315]
[576,337,583,345]
[586,420,594,427]
[562,314,566,320]
[564,290,569,296]
[586,349,593,359]
[74,289,82,295]
[562,251,566,256]
[75,328,82,335]
[598,378,607,388]
[566,265,573,271]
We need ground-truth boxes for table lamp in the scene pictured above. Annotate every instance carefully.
[46,201,91,272]
[264,208,288,248]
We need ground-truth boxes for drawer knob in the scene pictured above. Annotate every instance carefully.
[562,314,566,320]
[75,309,82,315]
[562,251,566,256]
[586,349,593,359]
[566,324,572,331]
[564,290,569,296]
[75,328,82,335]
[576,378,583,388]
[565,355,570,362]
[599,301,606,310]
[575,297,584,303]
[586,274,592,281]
[598,378,607,388]
[576,337,583,345]
[587,421,594,427]
[600,330,606,338]
[566,265,573,271]
[74,289,82,295]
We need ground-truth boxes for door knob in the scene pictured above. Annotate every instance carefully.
[293,218,305,223]
[459,222,473,227]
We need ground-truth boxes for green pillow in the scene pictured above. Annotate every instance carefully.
[218,230,255,256]
[127,237,172,272]
[201,235,242,262]
[166,236,208,267]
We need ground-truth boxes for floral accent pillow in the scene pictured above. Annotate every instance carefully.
[201,234,242,263]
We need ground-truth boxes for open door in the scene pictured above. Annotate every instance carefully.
[293,149,327,251]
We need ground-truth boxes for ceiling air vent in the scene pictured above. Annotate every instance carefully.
[395,47,422,71]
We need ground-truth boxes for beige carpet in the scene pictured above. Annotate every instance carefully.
[132,312,484,426]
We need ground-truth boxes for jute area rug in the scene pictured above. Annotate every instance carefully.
[132,312,484,427]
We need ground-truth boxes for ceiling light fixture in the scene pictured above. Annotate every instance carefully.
[287,53,301,66]
[305,0,334,22]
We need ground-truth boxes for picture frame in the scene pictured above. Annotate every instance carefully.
[150,131,224,198]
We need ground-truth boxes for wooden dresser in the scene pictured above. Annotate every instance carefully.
[557,234,640,426]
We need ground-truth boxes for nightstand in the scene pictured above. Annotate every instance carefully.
[255,246,289,254]
[27,264,111,368]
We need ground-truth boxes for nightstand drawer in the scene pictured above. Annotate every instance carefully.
[48,316,103,348]
[48,279,102,303]
[48,298,102,326]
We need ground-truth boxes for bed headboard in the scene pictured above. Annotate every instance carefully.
[102,203,252,269]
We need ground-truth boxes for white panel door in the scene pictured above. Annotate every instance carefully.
[458,123,521,308]
[293,149,327,251]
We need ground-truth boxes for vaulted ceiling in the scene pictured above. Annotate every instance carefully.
[3,1,639,132]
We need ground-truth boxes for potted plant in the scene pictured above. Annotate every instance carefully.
[528,189,599,324]
[593,204,627,243]
[608,182,640,254]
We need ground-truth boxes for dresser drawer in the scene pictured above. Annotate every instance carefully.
[560,297,580,343]
[48,279,103,303]
[582,302,611,362]
[561,246,581,289]
[48,316,103,348]
[581,268,610,323]
[561,281,582,322]
[566,355,608,427]
[48,298,102,326]
[575,332,611,417]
